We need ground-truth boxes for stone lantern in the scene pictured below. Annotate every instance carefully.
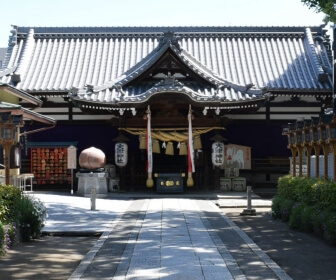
[303,120,312,178]
[326,114,336,181]
[310,117,321,178]
[294,120,304,176]
[0,113,23,185]
[288,123,297,176]
[318,115,333,179]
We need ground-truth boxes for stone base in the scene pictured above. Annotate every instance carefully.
[240,208,257,216]
[76,172,108,197]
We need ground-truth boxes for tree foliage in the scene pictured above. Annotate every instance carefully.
[301,0,336,23]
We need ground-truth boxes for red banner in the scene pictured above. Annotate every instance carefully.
[146,107,152,173]
[188,109,195,173]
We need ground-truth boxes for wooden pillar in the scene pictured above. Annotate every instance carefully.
[314,145,321,178]
[297,146,303,177]
[306,146,312,178]
[322,144,329,180]
[290,147,296,176]
[3,141,12,185]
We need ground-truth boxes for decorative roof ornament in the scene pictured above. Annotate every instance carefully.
[111,84,125,95]
[158,30,181,51]
[85,84,94,93]
[155,72,184,87]
[69,87,79,96]
[10,25,18,46]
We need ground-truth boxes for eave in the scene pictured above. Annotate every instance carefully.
[0,83,42,107]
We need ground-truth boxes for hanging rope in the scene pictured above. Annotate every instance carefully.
[121,127,223,142]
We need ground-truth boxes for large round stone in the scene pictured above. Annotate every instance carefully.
[79,147,106,170]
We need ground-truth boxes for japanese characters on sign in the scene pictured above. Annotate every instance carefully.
[115,143,128,167]
[212,141,225,166]
[67,145,77,169]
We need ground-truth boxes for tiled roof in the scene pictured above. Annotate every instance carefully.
[0,25,332,107]
[0,82,42,107]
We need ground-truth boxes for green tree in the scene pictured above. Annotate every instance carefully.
[301,0,336,23]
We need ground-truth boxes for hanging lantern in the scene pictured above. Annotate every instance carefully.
[179,142,188,155]
[153,139,160,153]
[193,135,202,149]
[115,142,128,167]
[139,135,146,149]
[212,141,224,166]
[165,142,174,155]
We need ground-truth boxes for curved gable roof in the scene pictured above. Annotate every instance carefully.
[0,25,332,105]
[69,31,266,108]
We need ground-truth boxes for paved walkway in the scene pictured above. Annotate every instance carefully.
[30,192,291,280]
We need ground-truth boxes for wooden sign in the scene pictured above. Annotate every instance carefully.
[67,145,77,169]
[224,144,251,169]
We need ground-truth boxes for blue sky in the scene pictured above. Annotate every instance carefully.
[0,0,329,47]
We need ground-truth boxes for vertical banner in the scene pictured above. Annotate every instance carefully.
[187,105,194,187]
[146,106,154,187]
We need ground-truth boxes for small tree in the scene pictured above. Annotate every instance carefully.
[301,0,336,23]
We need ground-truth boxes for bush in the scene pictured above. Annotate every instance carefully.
[311,209,327,236]
[300,205,315,233]
[17,195,47,241]
[0,184,48,253]
[288,203,315,232]
[271,195,295,222]
[274,175,336,245]
[0,184,22,222]
[323,212,336,245]
[278,176,336,211]
[311,180,336,212]
[288,202,305,230]
[0,222,16,256]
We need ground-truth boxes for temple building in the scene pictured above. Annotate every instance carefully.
[0,25,333,192]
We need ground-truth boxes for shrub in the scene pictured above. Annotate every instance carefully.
[300,205,315,233]
[271,195,295,222]
[288,203,315,232]
[274,175,336,245]
[323,212,336,245]
[0,184,22,222]
[280,198,295,222]
[0,184,47,251]
[288,202,305,229]
[271,195,282,219]
[0,222,16,256]
[17,195,47,242]
[277,175,298,199]
[311,209,327,236]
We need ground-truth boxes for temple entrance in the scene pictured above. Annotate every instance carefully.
[114,95,228,192]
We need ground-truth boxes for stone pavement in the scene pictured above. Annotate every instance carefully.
[28,191,292,280]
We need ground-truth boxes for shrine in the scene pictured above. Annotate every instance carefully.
[0,25,333,192]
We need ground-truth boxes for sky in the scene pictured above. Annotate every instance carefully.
[0,0,331,48]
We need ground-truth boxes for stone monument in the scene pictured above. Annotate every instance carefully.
[76,147,108,197]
